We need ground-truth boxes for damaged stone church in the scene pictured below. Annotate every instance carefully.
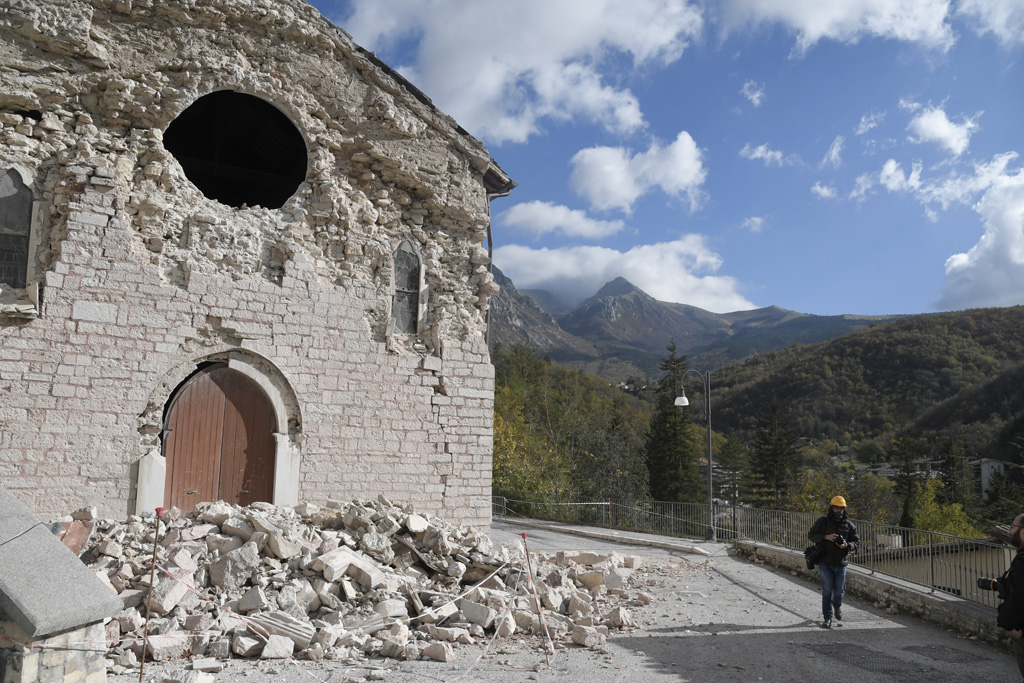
[0,0,514,528]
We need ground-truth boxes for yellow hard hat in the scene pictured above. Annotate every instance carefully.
[830,496,847,507]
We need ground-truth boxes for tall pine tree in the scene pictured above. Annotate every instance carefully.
[643,340,702,502]
[748,399,799,508]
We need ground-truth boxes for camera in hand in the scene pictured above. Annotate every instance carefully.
[978,576,1008,598]
[832,533,845,546]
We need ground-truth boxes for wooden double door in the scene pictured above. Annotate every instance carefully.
[163,363,276,511]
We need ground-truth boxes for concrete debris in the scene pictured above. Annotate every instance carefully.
[71,498,651,672]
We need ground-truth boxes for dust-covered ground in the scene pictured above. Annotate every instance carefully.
[110,519,1021,683]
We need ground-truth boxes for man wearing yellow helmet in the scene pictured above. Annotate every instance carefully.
[808,495,859,628]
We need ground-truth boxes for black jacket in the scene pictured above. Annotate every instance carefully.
[808,512,859,567]
[997,548,1024,631]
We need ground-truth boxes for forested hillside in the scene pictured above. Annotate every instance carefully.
[709,306,1024,461]
[493,306,1024,536]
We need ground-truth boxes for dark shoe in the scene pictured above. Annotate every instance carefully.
[821,619,832,629]
[835,608,843,624]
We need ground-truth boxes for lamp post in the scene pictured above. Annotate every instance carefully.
[675,370,716,542]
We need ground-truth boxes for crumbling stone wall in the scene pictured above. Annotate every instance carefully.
[0,0,512,526]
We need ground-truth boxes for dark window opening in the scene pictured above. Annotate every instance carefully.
[0,169,32,288]
[391,243,420,334]
[163,91,308,210]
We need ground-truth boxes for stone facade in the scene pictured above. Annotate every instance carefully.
[0,0,513,526]
[0,619,107,683]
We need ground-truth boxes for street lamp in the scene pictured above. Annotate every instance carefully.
[675,370,716,542]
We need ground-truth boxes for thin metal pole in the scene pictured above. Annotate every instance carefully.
[705,372,716,541]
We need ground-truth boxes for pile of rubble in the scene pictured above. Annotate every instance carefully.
[68,497,653,673]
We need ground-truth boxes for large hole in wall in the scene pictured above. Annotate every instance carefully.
[163,91,308,209]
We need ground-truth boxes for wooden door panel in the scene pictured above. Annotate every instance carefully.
[164,365,226,510]
[163,363,276,511]
[218,371,276,506]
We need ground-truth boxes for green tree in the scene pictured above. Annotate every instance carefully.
[644,340,701,502]
[847,472,897,524]
[982,468,1024,531]
[889,428,921,528]
[938,425,980,519]
[913,478,983,537]
[748,399,799,508]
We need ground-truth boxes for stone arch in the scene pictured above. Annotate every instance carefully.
[136,350,303,514]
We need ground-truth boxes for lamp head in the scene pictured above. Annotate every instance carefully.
[674,395,689,407]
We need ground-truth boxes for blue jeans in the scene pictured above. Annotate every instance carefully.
[819,562,847,619]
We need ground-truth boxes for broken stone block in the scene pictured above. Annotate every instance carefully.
[380,638,406,659]
[605,568,632,591]
[207,639,232,660]
[375,599,408,618]
[232,634,263,657]
[249,610,315,649]
[221,517,255,541]
[457,599,495,629]
[359,531,395,563]
[495,612,516,637]
[605,606,632,628]
[260,634,295,659]
[168,548,199,574]
[421,641,455,663]
[404,514,429,534]
[197,502,235,526]
[148,574,192,615]
[576,571,605,590]
[623,555,643,569]
[238,586,269,612]
[312,546,386,587]
[190,657,223,673]
[571,625,606,649]
[146,633,190,661]
[209,542,260,591]
[161,670,215,683]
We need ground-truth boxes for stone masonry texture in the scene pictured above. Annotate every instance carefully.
[0,0,513,527]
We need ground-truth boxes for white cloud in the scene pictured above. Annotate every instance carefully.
[861,152,1024,309]
[719,0,956,53]
[494,236,757,313]
[906,104,981,156]
[741,80,765,107]
[957,0,1024,48]
[740,142,785,166]
[856,111,885,135]
[937,162,1024,309]
[849,172,876,200]
[811,182,837,198]
[878,159,923,192]
[822,135,845,168]
[337,0,703,144]
[742,216,765,232]
[499,201,625,239]
[570,132,707,213]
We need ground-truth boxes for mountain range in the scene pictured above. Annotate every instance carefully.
[488,267,903,382]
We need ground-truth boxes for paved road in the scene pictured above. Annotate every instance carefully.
[118,518,1022,683]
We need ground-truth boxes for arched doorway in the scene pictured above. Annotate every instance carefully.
[162,362,277,510]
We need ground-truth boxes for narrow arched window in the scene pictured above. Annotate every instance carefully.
[390,240,422,335]
[0,169,32,289]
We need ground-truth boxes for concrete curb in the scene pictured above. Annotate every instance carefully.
[497,516,713,556]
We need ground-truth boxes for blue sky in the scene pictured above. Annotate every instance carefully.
[309,0,1024,316]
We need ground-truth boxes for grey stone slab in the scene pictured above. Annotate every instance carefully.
[0,484,122,636]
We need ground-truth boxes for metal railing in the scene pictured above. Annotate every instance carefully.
[493,493,1012,610]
